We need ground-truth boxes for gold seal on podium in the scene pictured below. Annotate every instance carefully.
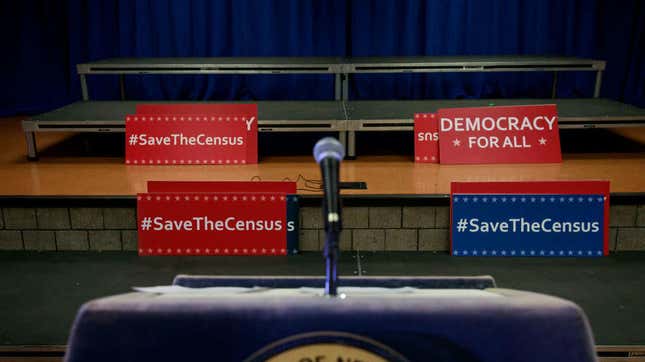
[245,331,408,362]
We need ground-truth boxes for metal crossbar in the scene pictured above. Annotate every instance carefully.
[21,98,645,160]
[76,56,606,101]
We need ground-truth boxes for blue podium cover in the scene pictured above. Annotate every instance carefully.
[65,286,596,362]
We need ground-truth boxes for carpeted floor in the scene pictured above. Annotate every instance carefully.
[0,251,643,345]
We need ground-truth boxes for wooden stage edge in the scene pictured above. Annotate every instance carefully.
[0,118,643,197]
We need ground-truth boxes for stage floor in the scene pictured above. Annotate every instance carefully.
[2,118,644,195]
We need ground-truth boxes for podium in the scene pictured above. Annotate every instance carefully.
[65,276,596,362]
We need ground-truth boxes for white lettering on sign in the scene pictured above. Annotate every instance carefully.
[245,117,255,131]
[467,136,531,149]
[148,216,295,232]
[459,218,600,233]
[133,134,244,147]
[417,132,439,142]
[440,116,557,132]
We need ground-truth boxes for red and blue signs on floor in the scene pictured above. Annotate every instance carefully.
[415,104,561,164]
[450,181,610,257]
[125,104,257,165]
[136,181,299,256]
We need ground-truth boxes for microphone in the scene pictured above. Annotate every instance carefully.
[313,137,345,296]
[314,137,345,232]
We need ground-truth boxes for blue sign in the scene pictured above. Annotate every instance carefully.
[287,194,299,255]
[452,194,606,257]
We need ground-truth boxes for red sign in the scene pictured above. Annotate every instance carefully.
[137,192,291,256]
[414,113,439,163]
[147,181,297,194]
[136,104,258,164]
[438,105,561,164]
[125,104,257,165]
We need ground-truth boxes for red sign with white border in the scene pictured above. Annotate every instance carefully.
[438,104,561,164]
[136,104,257,164]
[414,113,439,163]
[125,104,257,165]
[137,192,290,256]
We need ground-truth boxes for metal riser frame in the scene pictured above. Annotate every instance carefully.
[21,120,347,159]
[348,66,601,73]
[23,114,645,160]
[78,58,606,102]
[82,69,338,74]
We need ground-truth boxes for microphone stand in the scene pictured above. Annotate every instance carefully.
[323,205,340,297]
[320,157,341,297]
[313,137,344,297]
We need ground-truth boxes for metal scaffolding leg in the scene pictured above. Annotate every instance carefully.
[119,75,126,100]
[551,71,558,98]
[347,131,356,159]
[25,131,38,160]
[342,73,349,101]
[594,70,603,98]
[338,131,347,155]
[80,74,89,101]
[334,73,341,100]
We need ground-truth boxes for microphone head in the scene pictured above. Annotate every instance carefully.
[313,137,345,164]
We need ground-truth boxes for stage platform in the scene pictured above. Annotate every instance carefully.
[22,98,645,159]
[5,118,645,196]
[4,115,644,254]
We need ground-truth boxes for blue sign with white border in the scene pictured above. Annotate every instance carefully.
[452,194,606,257]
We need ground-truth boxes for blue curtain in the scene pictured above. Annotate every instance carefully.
[1,0,643,116]
[1,0,347,115]
[349,0,644,103]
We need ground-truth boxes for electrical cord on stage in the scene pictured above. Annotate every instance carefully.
[290,174,323,192]
[250,174,322,192]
